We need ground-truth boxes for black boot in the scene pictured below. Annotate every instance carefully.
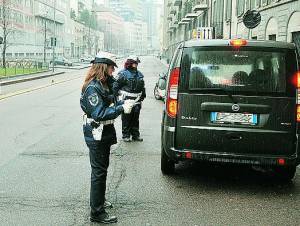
[90,212,118,224]
[123,137,131,142]
[104,200,113,209]
[132,136,143,142]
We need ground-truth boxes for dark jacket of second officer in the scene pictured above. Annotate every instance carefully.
[113,58,146,141]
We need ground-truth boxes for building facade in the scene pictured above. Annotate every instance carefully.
[1,0,71,61]
[163,0,211,60]
[0,0,104,62]
[96,7,126,54]
[224,0,300,51]
[163,0,300,61]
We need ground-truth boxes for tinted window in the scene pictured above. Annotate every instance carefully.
[183,47,297,95]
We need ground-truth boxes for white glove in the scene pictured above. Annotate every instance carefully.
[122,100,135,114]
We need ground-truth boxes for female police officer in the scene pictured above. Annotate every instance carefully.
[80,55,134,223]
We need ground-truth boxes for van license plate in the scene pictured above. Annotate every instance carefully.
[211,112,257,125]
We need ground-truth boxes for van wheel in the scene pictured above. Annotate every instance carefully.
[161,148,175,175]
[274,166,296,181]
[154,85,161,100]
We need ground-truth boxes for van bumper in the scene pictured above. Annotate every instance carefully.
[168,148,298,166]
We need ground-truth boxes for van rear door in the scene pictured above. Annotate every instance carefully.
[175,46,298,157]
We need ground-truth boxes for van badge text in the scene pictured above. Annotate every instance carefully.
[181,116,197,121]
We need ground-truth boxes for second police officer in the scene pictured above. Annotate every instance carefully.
[113,56,146,142]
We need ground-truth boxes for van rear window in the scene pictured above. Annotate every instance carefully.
[183,47,297,95]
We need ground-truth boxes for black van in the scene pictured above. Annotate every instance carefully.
[161,39,300,180]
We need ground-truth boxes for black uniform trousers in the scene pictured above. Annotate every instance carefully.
[121,104,141,139]
[85,140,111,216]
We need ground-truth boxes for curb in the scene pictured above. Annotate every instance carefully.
[0,72,65,86]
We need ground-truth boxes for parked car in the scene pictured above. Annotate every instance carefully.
[50,57,73,66]
[80,55,93,63]
[154,72,167,100]
[161,39,300,181]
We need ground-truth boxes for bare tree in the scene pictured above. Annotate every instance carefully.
[0,0,14,68]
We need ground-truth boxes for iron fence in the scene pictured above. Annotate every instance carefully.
[0,60,49,77]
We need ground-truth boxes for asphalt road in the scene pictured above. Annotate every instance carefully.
[0,56,299,226]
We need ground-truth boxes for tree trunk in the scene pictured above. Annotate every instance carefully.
[2,34,7,69]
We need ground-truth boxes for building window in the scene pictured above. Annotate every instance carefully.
[292,31,300,55]
[255,0,261,8]
[225,0,232,21]
[261,0,268,6]
[269,34,276,41]
[245,0,253,10]
[236,0,245,17]
[252,36,258,40]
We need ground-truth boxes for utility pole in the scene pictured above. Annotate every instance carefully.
[52,0,56,73]
[44,18,47,63]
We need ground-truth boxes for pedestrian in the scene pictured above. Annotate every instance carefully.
[113,56,146,142]
[80,54,135,223]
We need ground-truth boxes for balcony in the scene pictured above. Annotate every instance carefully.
[174,0,182,6]
[167,15,173,21]
[185,13,198,18]
[178,21,189,25]
[169,7,176,15]
[167,0,172,7]
[192,0,208,13]
[170,24,177,30]
[180,17,191,23]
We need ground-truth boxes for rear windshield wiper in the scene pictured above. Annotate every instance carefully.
[191,87,237,103]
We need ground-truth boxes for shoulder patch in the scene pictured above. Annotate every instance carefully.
[88,93,99,106]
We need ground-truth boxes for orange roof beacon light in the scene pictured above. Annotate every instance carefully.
[230,39,248,48]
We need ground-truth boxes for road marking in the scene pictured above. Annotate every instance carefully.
[0,75,82,101]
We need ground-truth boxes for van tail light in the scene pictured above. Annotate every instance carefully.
[295,72,300,122]
[277,158,285,166]
[167,67,180,118]
[297,105,300,122]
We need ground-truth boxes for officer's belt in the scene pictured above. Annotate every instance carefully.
[119,90,141,98]
[83,114,114,126]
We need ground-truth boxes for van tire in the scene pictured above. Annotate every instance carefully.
[274,166,296,181]
[161,148,175,174]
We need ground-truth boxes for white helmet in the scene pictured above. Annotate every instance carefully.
[127,55,140,63]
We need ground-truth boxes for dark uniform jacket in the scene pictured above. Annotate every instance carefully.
[113,69,146,101]
[80,77,123,144]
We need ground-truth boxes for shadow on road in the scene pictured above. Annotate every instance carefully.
[166,161,297,194]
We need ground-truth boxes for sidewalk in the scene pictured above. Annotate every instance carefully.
[0,70,65,86]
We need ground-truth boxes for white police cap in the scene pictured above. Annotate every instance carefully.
[91,52,118,67]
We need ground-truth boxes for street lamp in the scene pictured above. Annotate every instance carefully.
[52,0,56,73]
